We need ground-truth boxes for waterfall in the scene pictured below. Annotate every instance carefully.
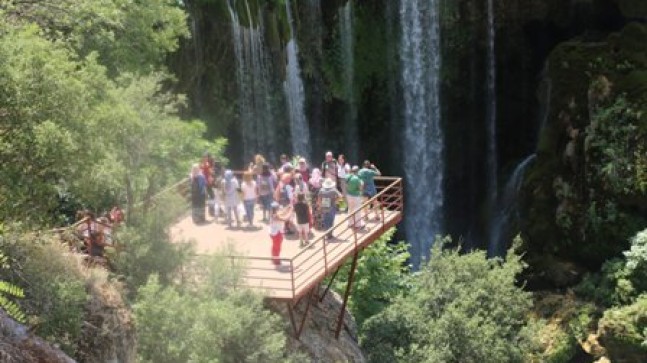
[228,0,277,162]
[339,1,359,162]
[400,0,443,267]
[488,154,536,257]
[284,0,311,159]
[486,0,498,247]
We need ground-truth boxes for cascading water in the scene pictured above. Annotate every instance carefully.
[400,0,443,267]
[284,0,311,159]
[488,154,536,257]
[486,0,499,248]
[339,1,359,162]
[488,66,552,256]
[228,0,277,162]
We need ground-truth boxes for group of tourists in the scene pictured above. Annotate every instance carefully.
[189,151,382,268]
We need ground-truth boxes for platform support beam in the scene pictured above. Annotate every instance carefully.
[287,289,316,340]
[335,251,359,339]
[319,265,342,302]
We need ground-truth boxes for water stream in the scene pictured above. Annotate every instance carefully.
[400,0,443,267]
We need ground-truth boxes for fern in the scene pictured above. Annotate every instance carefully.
[0,249,26,323]
[0,281,26,323]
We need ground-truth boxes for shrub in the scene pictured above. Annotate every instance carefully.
[0,227,88,356]
[597,294,647,360]
[361,238,535,363]
[331,228,410,328]
[134,272,288,363]
[112,193,193,293]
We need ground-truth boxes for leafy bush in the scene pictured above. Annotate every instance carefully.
[0,227,88,356]
[624,228,647,294]
[112,193,193,293]
[361,238,535,363]
[597,294,647,359]
[331,228,410,327]
[134,258,288,363]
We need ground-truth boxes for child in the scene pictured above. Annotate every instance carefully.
[270,202,289,267]
[293,193,311,247]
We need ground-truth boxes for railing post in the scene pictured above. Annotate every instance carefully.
[290,259,295,300]
[322,236,328,275]
[352,214,358,249]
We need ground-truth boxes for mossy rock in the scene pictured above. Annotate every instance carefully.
[523,21,647,273]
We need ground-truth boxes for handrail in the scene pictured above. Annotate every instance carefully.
[231,176,403,300]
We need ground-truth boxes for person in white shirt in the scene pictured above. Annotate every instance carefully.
[337,154,350,211]
[241,171,258,227]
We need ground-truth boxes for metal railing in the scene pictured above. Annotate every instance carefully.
[228,177,404,300]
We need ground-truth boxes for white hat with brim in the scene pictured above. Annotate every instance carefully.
[322,178,336,189]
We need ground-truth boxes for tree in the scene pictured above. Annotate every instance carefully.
[361,238,535,363]
[332,228,410,327]
[3,0,189,76]
[134,268,288,363]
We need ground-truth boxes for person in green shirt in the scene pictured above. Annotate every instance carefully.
[359,160,382,221]
[345,166,365,229]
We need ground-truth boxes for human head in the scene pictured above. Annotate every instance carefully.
[298,157,307,169]
[255,154,265,165]
[311,168,321,179]
[271,201,280,211]
[338,154,345,164]
[191,163,201,177]
[243,171,253,183]
[297,193,306,203]
[325,151,333,162]
[224,169,233,181]
[280,154,288,163]
[351,165,359,174]
[363,160,371,168]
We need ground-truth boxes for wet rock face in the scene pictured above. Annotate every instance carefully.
[268,287,365,363]
[520,17,647,280]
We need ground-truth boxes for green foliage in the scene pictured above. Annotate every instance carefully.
[624,228,647,294]
[0,227,88,356]
[134,269,288,363]
[575,258,627,307]
[361,238,535,363]
[331,228,410,328]
[585,96,646,196]
[0,15,224,225]
[597,294,647,355]
[4,0,189,76]
[112,193,193,292]
[575,228,647,306]
[0,249,25,323]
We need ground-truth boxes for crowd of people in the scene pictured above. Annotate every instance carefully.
[190,151,382,268]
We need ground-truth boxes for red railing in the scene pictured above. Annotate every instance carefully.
[228,177,404,300]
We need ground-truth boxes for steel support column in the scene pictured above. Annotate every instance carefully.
[335,251,359,339]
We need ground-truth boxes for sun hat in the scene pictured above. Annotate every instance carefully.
[322,178,336,189]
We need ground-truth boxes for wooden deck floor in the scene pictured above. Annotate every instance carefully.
[171,204,402,301]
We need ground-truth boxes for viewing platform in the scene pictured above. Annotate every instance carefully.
[171,177,403,303]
